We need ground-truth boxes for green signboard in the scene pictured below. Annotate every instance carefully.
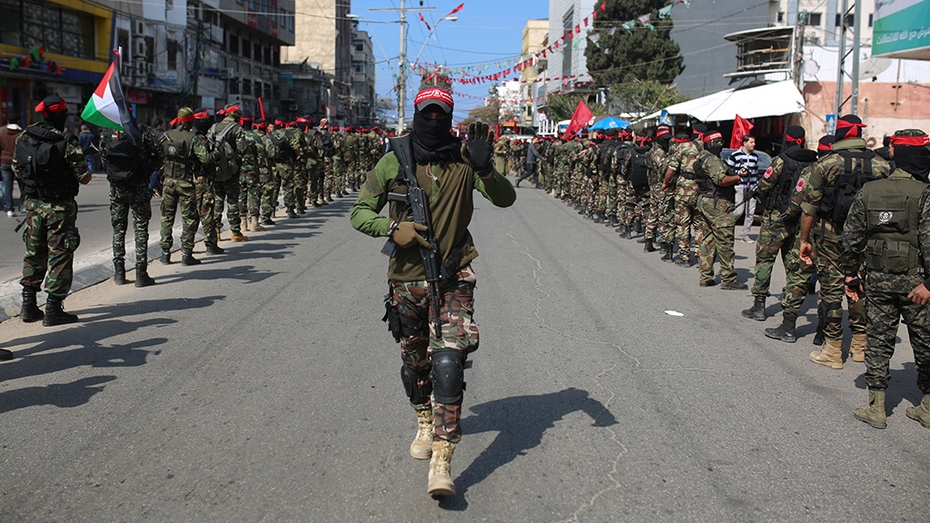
[873,0,930,59]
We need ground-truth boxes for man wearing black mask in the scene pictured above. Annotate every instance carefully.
[351,86,515,497]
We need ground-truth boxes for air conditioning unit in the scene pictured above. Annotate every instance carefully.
[135,60,146,77]
[121,64,133,78]
[145,63,154,74]
[135,39,147,57]
[133,21,145,35]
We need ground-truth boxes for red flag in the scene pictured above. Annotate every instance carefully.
[731,114,754,149]
[563,100,593,139]
[419,13,431,31]
[446,2,464,17]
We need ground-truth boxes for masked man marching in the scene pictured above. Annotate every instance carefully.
[351,87,516,497]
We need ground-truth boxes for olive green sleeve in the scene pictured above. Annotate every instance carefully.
[350,153,398,237]
[475,167,516,208]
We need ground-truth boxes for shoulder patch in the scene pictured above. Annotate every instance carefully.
[795,178,806,192]
[764,166,774,179]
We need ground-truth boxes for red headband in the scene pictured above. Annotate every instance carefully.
[786,135,804,145]
[240,117,253,126]
[836,119,866,139]
[219,105,240,116]
[817,141,832,152]
[703,131,723,143]
[194,110,211,119]
[655,127,671,137]
[274,119,286,126]
[890,135,930,147]
[35,100,67,115]
[177,113,195,124]
[673,136,691,144]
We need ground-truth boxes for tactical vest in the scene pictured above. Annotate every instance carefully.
[861,176,927,275]
[16,125,78,201]
[320,131,336,158]
[627,146,650,189]
[763,148,817,213]
[694,152,735,201]
[161,129,196,181]
[817,149,876,226]
[104,136,141,183]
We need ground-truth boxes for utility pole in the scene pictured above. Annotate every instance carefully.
[834,0,848,117]
[851,0,862,114]
[834,0,861,116]
[371,1,434,134]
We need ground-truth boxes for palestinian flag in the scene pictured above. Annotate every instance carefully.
[81,50,141,145]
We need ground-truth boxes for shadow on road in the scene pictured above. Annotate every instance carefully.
[438,387,617,510]
[155,263,278,286]
[0,375,116,413]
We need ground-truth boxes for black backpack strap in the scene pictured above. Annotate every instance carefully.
[388,135,419,190]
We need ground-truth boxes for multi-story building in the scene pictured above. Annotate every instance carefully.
[520,20,548,127]
[349,23,375,126]
[281,0,352,121]
[768,0,877,47]
[545,0,595,97]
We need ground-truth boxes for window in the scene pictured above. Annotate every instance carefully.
[229,79,239,95]
[355,43,363,52]
[253,81,261,97]
[561,9,573,78]
[279,8,286,27]
[868,14,873,27]
[167,40,178,69]
[254,42,261,62]
[354,63,363,73]
[777,11,784,23]
[835,13,854,27]
[263,46,271,65]
[242,38,250,58]
[288,13,294,32]
[1,0,95,58]
[808,12,821,27]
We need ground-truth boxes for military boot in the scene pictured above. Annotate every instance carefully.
[643,239,658,253]
[250,216,266,232]
[741,296,766,321]
[593,212,603,224]
[813,325,825,346]
[906,394,930,429]
[427,440,456,497]
[181,253,202,266]
[605,215,616,228]
[809,338,844,369]
[410,408,433,460]
[43,295,78,326]
[113,259,126,285]
[661,244,675,263]
[240,216,249,232]
[632,221,643,236]
[20,286,44,323]
[849,333,867,363]
[619,226,633,239]
[135,263,155,288]
[160,250,171,265]
[326,193,334,202]
[854,389,887,429]
[205,243,225,255]
[286,206,298,219]
[765,313,797,342]
[230,231,249,242]
[261,217,276,226]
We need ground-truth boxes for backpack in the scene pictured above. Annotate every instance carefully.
[764,148,817,212]
[817,149,876,227]
[16,126,77,201]
[208,122,240,181]
[627,147,649,189]
[272,129,295,162]
[320,131,336,157]
[104,136,140,183]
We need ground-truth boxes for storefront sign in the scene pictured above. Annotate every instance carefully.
[46,82,83,105]
[874,0,930,59]
[126,90,148,104]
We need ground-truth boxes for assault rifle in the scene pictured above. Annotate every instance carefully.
[381,135,443,340]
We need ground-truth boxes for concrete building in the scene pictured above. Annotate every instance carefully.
[769,0,877,47]
[281,0,352,120]
[519,20,548,127]
[545,0,596,97]
[349,23,375,126]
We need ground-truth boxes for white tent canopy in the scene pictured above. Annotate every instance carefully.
[643,80,805,123]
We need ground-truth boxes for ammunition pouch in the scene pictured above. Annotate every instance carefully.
[382,291,428,342]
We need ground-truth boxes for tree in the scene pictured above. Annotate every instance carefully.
[462,86,502,125]
[546,93,606,121]
[609,78,689,116]
[584,0,684,87]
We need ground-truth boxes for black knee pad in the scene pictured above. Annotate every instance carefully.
[401,366,432,405]
[430,349,465,404]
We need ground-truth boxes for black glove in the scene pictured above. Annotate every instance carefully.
[461,122,495,176]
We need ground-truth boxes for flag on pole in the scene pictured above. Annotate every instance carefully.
[563,100,593,139]
[731,114,754,149]
[419,12,431,31]
[81,50,141,145]
[446,2,464,17]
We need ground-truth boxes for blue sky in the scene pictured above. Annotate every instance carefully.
[350,0,550,123]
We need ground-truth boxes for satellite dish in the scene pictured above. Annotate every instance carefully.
[859,57,892,79]
[803,59,820,77]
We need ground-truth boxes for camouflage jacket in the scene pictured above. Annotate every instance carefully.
[238,129,263,174]
[257,130,277,174]
[665,140,702,180]
[645,143,668,186]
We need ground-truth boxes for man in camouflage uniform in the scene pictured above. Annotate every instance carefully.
[658,135,681,262]
[692,131,746,289]
[331,125,348,196]
[798,115,892,369]
[191,109,223,254]
[511,138,527,181]
[253,119,278,225]
[100,123,163,288]
[318,118,338,202]
[843,129,930,430]
[160,107,214,266]
[664,125,707,266]
[293,115,314,211]
[595,130,619,225]
[342,126,358,191]
[741,126,817,330]
[14,95,91,326]
[210,104,248,242]
[236,115,265,233]
[644,126,672,254]
[619,135,653,240]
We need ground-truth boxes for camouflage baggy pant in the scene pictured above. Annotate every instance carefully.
[296,163,311,208]
[213,177,242,234]
[751,210,814,309]
[696,195,737,285]
[333,156,346,193]
[390,266,480,444]
[814,231,865,341]
[781,231,815,316]
[110,181,152,265]
[276,163,296,208]
[195,177,217,246]
[21,198,80,297]
[643,181,664,240]
[322,159,334,196]
[160,177,198,255]
[863,276,930,393]
[237,170,261,218]
[625,185,650,227]
[675,178,702,261]
[260,169,276,220]
[658,190,676,245]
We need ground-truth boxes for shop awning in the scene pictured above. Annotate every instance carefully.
[646,80,805,123]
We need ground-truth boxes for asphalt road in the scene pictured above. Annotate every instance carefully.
[1,180,928,522]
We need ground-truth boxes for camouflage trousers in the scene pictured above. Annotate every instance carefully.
[237,170,261,218]
[615,179,631,222]
[780,231,815,316]
[195,177,217,246]
[295,164,310,208]
[276,163,296,207]
[675,178,703,261]
[814,230,865,341]
[260,169,276,220]
[696,195,738,285]
[623,185,650,227]
[596,172,611,213]
[863,274,930,393]
[658,190,676,245]
[159,177,197,254]
[333,156,345,192]
[308,164,323,203]
[390,265,480,444]
[643,181,665,240]
[322,159,335,196]
[213,177,242,234]
[109,181,152,266]
[20,197,80,297]
[580,175,597,212]
[750,211,815,314]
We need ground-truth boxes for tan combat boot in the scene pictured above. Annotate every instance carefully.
[810,338,844,369]
[410,409,433,460]
[240,216,249,232]
[849,333,867,363]
[427,440,456,497]
[250,216,266,232]
[231,231,249,242]
[854,389,886,429]
[906,394,930,429]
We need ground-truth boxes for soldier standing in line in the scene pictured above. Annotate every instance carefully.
[664,124,707,267]
[236,115,265,233]
[100,122,163,287]
[692,131,746,289]
[644,126,672,254]
[595,130,619,225]
[798,115,892,369]
[270,119,301,219]
[331,125,348,197]
[191,109,224,254]
[14,95,92,326]
[843,129,930,430]
[741,126,817,326]
[293,115,313,212]
[658,133,681,262]
[493,136,509,176]
[159,107,213,266]
[343,126,358,192]
[613,129,635,236]
[253,119,278,225]
[620,136,652,240]
[209,104,248,242]
[318,118,338,202]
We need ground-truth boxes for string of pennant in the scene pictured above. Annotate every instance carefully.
[408,0,690,86]
[451,84,592,106]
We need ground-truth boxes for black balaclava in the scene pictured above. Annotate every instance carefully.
[892,130,930,183]
[834,114,865,142]
[37,95,68,132]
[702,132,724,156]
[785,125,805,150]
[655,126,671,152]
[691,123,708,142]
[193,108,212,135]
[411,105,461,165]
[817,135,835,158]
